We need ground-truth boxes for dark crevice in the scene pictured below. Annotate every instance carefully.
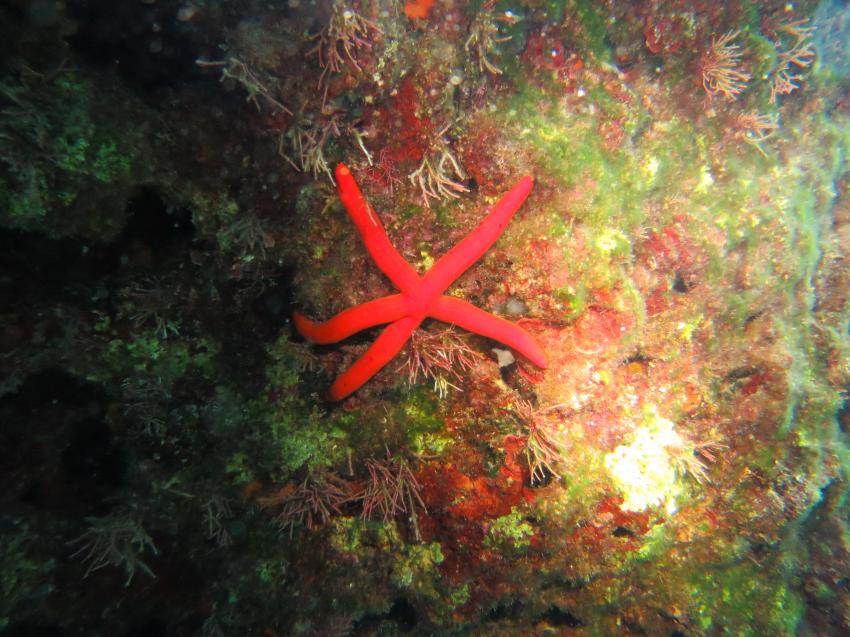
[1,369,122,515]
[484,599,524,622]
[0,186,195,308]
[540,604,583,627]
[121,187,195,253]
[353,596,418,633]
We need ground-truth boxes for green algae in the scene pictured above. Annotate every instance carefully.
[690,561,805,636]
[0,526,53,631]
[485,507,535,552]
[77,329,217,388]
[509,89,644,233]
[325,518,449,626]
[262,338,352,475]
[0,70,144,237]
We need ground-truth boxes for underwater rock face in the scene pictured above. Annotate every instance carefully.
[1,0,850,635]
[814,0,850,76]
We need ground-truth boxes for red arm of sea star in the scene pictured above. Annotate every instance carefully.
[335,164,421,292]
[420,176,533,298]
[293,294,408,344]
[327,315,421,400]
[431,296,547,368]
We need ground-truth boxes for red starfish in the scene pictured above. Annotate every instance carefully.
[294,163,547,400]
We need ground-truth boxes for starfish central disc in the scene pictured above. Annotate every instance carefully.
[294,163,546,400]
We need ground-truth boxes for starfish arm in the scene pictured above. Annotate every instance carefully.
[327,315,421,400]
[293,295,409,344]
[335,164,421,292]
[431,296,547,368]
[421,176,534,297]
